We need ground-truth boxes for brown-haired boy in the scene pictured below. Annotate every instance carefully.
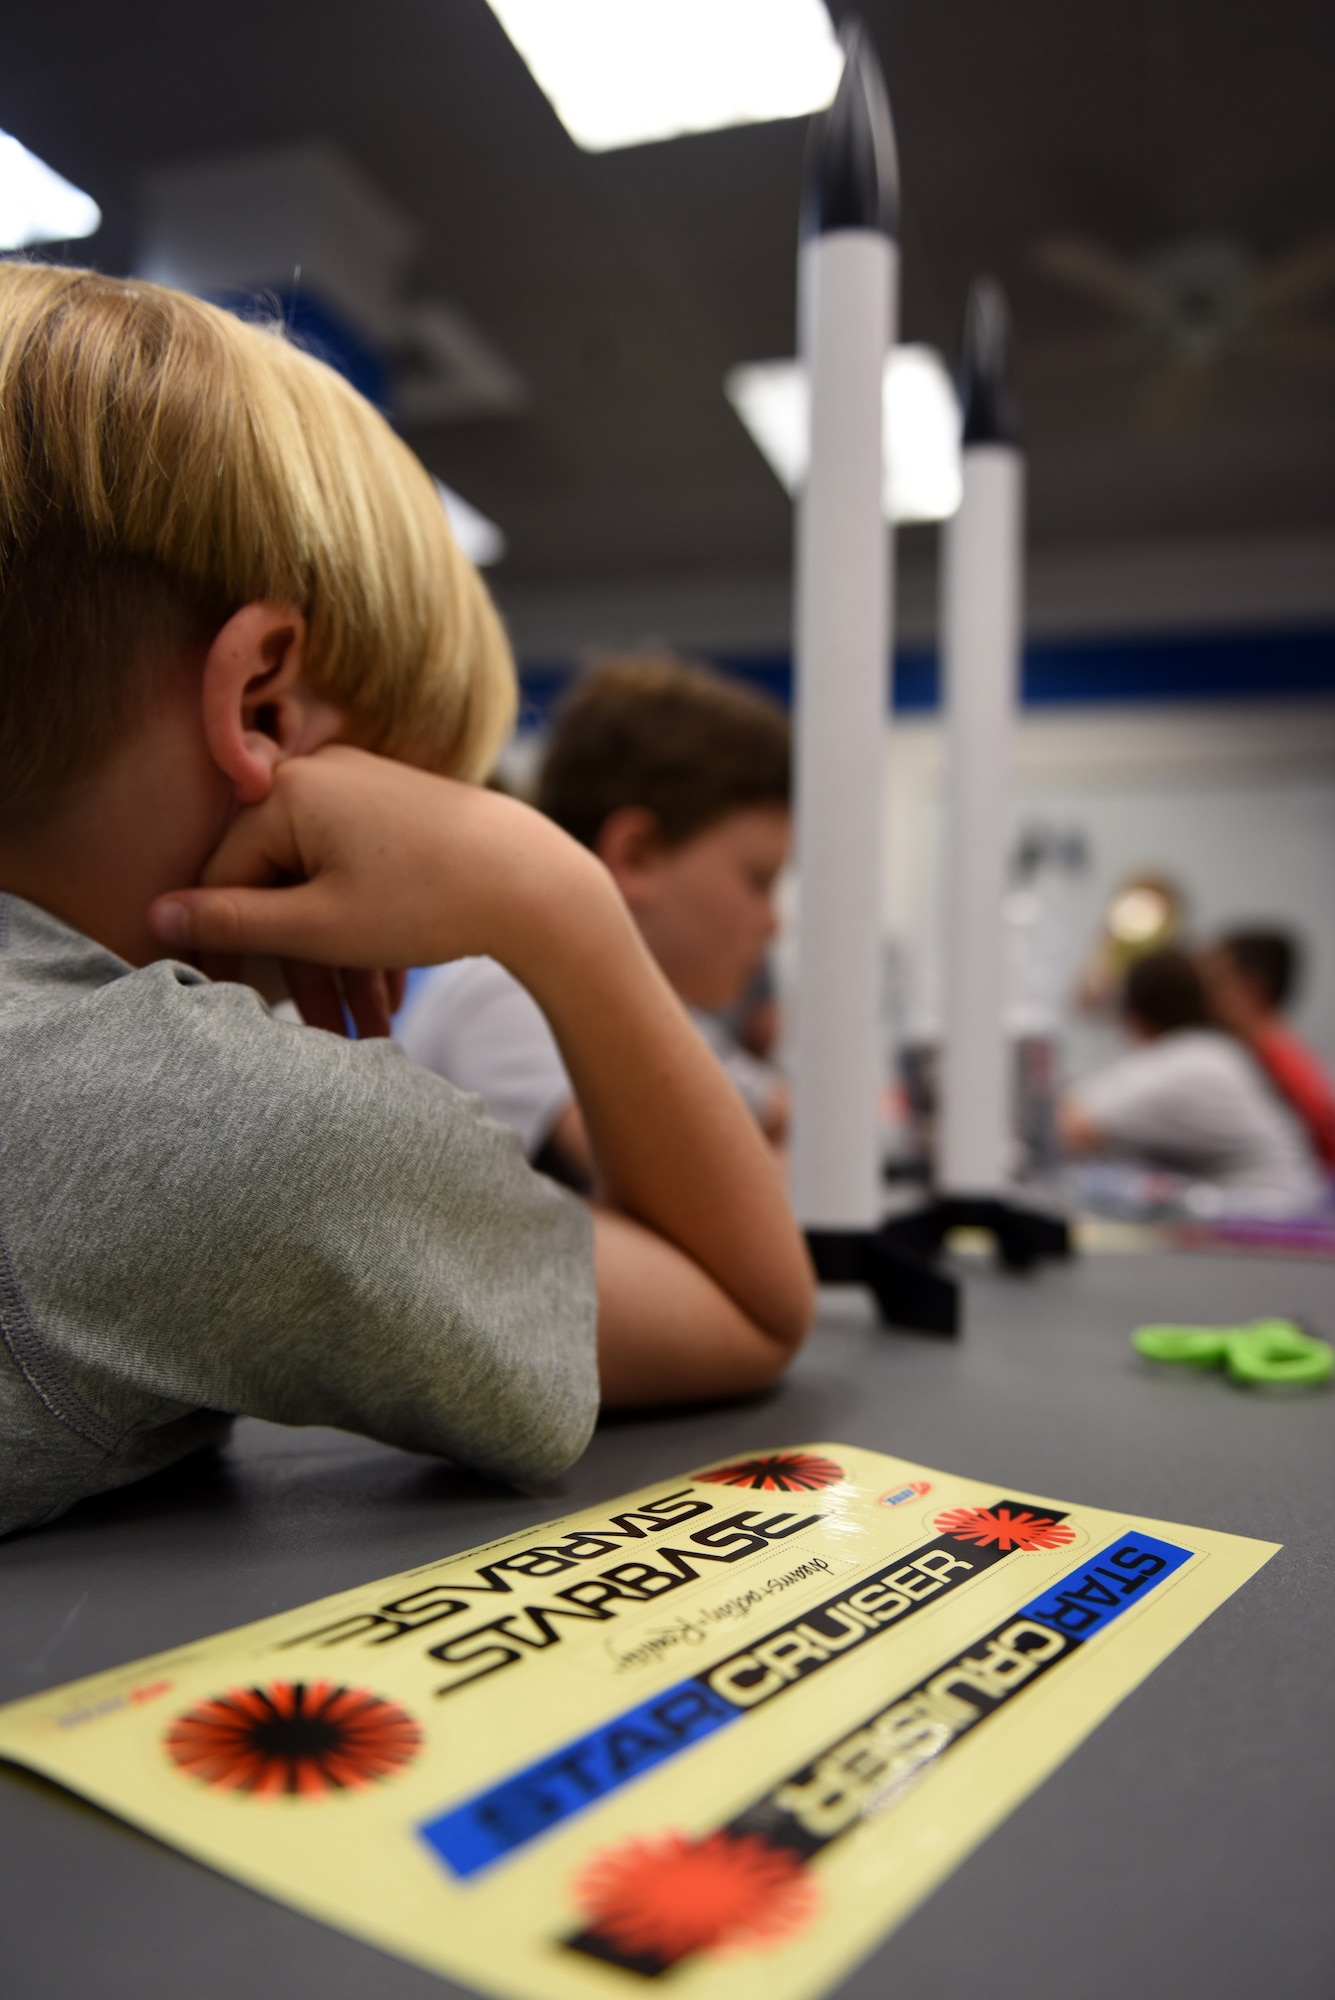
[0,265,813,1536]
[399,659,792,1185]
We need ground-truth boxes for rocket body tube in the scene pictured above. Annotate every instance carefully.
[791,233,896,1226]
[790,25,899,1231]
[938,443,1024,1195]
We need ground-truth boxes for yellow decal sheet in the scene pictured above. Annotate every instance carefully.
[0,1444,1276,1998]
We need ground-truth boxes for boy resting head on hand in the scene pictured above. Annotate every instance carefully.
[0,264,813,1537]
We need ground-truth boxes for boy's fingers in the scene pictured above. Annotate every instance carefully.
[342,967,394,1041]
[148,883,334,959]
[194,950,245,987]
[282,958,351,1038]
[197,798,304,892]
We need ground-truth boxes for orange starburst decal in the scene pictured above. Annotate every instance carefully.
[574,1830,818,1960]
[164,1681,422,1798]
[695,1452,845,1493]
[933,1505,1075,1552]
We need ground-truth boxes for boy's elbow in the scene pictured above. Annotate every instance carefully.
[785,1230,819,1338]
[754,1257,818,1372]
[782,1273,819,1352]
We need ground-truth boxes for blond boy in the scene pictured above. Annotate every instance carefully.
[0,265,812,1536]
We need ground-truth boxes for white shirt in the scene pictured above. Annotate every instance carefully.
[398,959,572,1157]
[1070,1029,1323,1212]
[398,958,782,1157]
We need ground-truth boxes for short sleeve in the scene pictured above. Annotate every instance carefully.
[2,965,599,1488]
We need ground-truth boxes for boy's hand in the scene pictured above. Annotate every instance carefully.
[148,746,600,978]
[276,959,406,1040]
[190,948,404,1040]
[151,744,815,1398]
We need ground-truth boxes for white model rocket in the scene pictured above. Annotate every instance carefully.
[790,22,899,1231]
[938,279,1023,1197]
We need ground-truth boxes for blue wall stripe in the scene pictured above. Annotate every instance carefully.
[215,288,390,411]
[517,625,1335,725]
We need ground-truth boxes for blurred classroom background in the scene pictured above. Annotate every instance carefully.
[5,0,1333,1183]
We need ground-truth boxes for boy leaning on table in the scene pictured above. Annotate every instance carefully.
[0,263,813,1538]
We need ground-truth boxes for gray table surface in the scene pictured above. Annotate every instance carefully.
[2,1250,1333,2000]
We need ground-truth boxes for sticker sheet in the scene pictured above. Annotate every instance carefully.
[0,1444,1276,1999]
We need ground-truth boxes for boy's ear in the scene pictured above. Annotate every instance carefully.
[200,602,345,805]
[595,807,670,903]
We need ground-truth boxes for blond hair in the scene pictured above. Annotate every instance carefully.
[0,262,515,822]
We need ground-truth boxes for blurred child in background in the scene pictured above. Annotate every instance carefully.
[1059,949,1323,1216]
[1199,928,1335,1174]
[399,660,791,1187]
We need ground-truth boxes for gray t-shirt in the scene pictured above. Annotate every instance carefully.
[0,895,598,1537]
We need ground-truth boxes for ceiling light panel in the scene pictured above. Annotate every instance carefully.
[0,131,100,250]
[436,480,507,567]
[485,0,843,152]
[725,348,963,525]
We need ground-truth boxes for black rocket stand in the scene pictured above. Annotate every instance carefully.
[883,281,1071,1287]
[789,22,964,1338]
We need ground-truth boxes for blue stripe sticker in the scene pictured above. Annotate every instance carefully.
[420,1679,738,1878]
[1018,1534,1193,1641]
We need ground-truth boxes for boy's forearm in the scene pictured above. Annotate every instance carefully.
[496,855,814,1350]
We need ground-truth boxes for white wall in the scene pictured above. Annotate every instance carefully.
[882,701,1335,1076]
